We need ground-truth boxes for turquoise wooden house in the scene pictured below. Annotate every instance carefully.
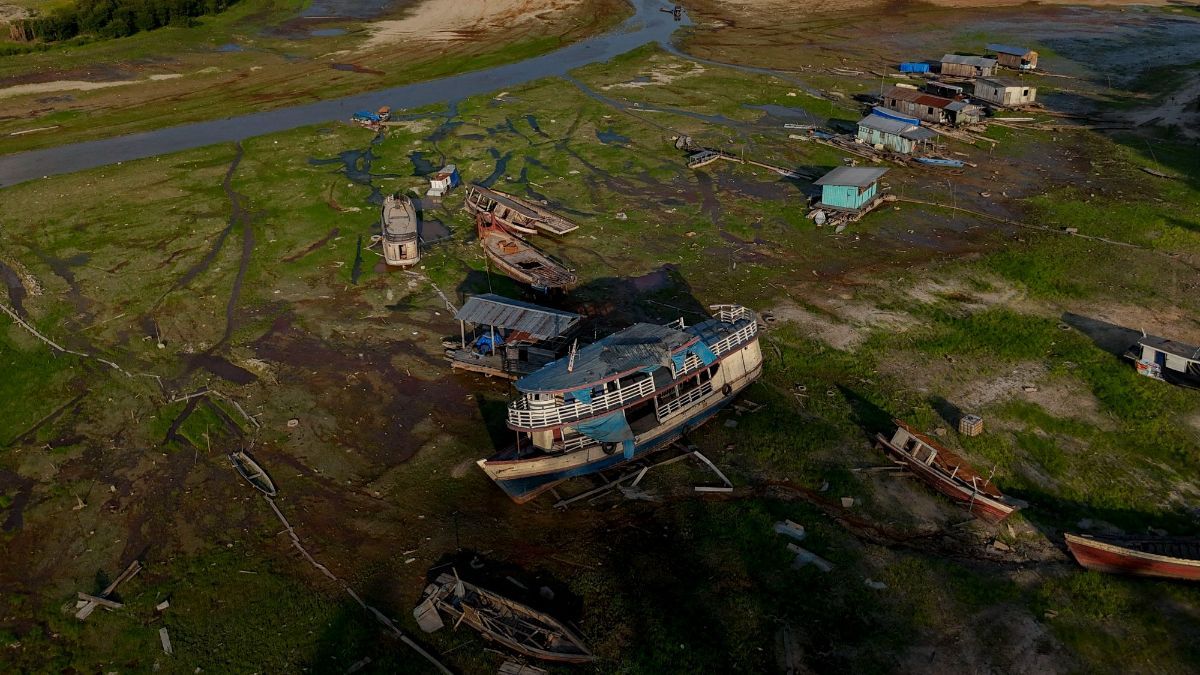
[814,167,889,211]
[857,111,938,155]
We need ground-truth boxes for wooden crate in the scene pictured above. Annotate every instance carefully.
[959,414,984,437]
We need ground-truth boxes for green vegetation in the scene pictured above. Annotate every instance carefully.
[13,0,241,42]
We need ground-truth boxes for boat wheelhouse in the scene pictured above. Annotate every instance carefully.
[381,193,419,267]
[444,294,582,380]
[1125,334,1200,389]
[477,305,763,503]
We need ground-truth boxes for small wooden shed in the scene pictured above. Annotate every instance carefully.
[882,86,984,126]
[940,54,998,78]
[814,167,889,212]
[972,77,1037,107]
[987,44,1038,71]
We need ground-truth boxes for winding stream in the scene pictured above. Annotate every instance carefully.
[0,0,689,188]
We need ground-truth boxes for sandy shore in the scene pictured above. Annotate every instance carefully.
[694,0,1171,22]
[359,0,585,51]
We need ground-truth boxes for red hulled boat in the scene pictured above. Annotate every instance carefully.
[876,420,1016,522]
[1065,533,1200,581]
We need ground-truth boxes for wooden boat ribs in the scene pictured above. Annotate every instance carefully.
[476,213,577,291]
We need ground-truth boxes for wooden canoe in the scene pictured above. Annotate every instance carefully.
[1065,533,1200,580]
[477,213,577,292]
[414,572,594,664]
[230,450,277,497]
[876,420,1015,522]
[465,185,579,236]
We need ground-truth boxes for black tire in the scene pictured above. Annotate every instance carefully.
[722,383,733,396]
[602,442,617,455]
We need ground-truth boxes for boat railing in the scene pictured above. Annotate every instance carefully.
[674,321,758,378]
[657,381,714,418]
[711,304,755,324]
[383,228,419,243]
[508,375,656,429]
[552,434,595,453]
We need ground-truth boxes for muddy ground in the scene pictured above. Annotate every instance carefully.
[2,3,1200,674]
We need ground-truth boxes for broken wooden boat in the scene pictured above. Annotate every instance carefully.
[445,294,582,380]
[381,193,419,267]
[413,572,594,663]
[229,450,277,497]
[1125,334,1200,389]
[915,156,965,168]
[875,420,1015,522]
[465,184,578,236]
[478,305,762,504]
[477,213,577,292]
[1065,533,1200,581]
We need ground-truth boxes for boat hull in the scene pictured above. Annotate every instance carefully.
[1065,534,1200,580]
[480,364,760,503]
[876,435,1014,522]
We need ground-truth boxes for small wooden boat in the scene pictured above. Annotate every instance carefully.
[1065,533,1200,580]
[229,450,277,497]
[915,156,965,168]
[381,193,420,267]
[477,213,577,292]
[876,420,1015,522]
[413,572,594,664]
[465,185,578,236]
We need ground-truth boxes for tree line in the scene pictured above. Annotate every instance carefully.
[12,0,241,42]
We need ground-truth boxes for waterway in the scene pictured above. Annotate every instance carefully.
[0,0,689,188]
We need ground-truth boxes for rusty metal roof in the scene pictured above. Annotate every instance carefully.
[455,294,581,339]
[885,87,955,109]
[941,54,997,68]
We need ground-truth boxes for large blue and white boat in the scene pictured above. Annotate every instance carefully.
[477,304,763,503]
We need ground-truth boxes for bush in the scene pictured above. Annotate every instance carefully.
[14,0,240,42]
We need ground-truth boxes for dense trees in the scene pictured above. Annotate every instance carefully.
[14,0,240,42]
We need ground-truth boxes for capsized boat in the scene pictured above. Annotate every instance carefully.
[875,420,1015,522]
[915,156,965,168]
[413,572,594,663]
[381,193,419,267]
[477,213,577,292]
[465,184,579,236]
[478,304,762,503]
[1065,533,1200,580]
[230,450,277,497]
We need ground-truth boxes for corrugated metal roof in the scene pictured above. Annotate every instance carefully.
[1140,335,1200,361]
[941,54,997,68]
[455,294,581,339]
[814,166,889,188]
[977,77,1029,89]
[516,323,696,392]
[887,87,959,110]
[858,114,938,141]
[987,43,1032,56]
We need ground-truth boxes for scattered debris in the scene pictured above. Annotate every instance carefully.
[773,520,807,542]
[991,539,1013,552]
[159,627,173,656]
[864,578,888,590]
[156,600,170,612]
[787,543,834,572]
[499,661,548,675]
[287,418,299,428]
[958,413,984,437]
[75,560,141,621]
[693,450,734,493]
[840,497,855,508]
[723,419,738,428]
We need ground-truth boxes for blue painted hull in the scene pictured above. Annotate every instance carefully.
[491,395,735,502]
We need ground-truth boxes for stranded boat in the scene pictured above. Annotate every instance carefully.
[477,213,577,292]
[1125,334,1200,389]
[445,294,582,380]
[876,421,1015,522]
[381,193,420,267]
[413,572,594,663]
[1065,533,1200,581]
[229,450,277,497]
[465,184,579,236]
[477,305,762,503]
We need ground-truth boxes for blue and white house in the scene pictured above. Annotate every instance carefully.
[813,166,890,212]
[477,305,763,503]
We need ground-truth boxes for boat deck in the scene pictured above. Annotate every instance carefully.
[480,229,577,290]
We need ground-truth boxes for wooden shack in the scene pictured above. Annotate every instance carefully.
[1126,334,1200,389]
[972,77,1037,107]
[813,166,889,212]
[856,110,938,155]
[940,54,998,78]
[445,294,582,379]
[881,86,983,126]
[987,44,1038,71]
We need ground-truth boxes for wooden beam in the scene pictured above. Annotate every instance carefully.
[77,592,123,609]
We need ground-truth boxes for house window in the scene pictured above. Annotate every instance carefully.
[1022,89,1029,96]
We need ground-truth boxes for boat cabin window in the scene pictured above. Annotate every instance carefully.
[904,436,920,452]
